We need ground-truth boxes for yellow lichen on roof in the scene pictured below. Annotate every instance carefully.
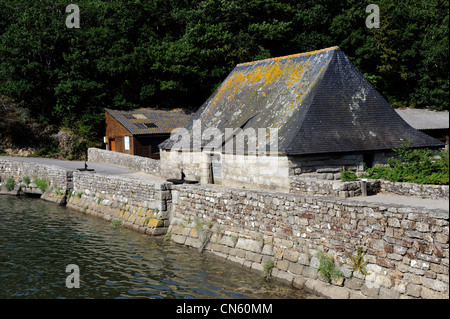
[237,46,338,67]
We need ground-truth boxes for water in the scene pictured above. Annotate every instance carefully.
[0,196,314,299]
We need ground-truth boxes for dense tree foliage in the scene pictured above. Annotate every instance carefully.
[0,0,448,142]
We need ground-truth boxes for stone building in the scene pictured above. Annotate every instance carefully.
[105,108,191,159]
[159,47,444,191]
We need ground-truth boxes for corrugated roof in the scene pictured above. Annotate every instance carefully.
[395,108,449,130]
[106,108,192,135]
[159,47,444,154]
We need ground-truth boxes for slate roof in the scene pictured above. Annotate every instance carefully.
[106,108,192,135]
[159,47,444,154]
[395,108,449,131]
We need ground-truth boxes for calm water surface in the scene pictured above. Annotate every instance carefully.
[0,196,315,299]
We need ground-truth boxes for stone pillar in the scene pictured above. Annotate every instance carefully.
[361,179,367,196]
[199,152,212,184]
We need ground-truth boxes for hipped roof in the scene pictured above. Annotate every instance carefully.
[160,47,444,154]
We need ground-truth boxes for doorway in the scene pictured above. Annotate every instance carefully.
[109,139,116,152]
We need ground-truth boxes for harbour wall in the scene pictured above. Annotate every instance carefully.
[168,184,449,299]
[1,156,448,299]
[66,171,171,236]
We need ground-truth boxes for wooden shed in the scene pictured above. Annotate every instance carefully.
[105,108,191,159]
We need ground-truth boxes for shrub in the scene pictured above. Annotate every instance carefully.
[340,169,358,181]
[362,143,449,185]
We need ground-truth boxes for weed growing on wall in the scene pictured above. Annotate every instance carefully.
[262,259,275,282]
[5,177,15,191]
[316,250,343,283]
[111,219,123,228]
[34,178,49,192]
[347,247,370,277]
[23,176,31,185]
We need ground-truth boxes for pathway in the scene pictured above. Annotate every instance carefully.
[1,156,165,181]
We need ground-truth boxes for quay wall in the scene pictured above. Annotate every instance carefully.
[168,184,449,299]
[0,158,72,204]
[66,171,171,236]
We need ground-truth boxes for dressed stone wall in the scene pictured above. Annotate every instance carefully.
[67,171,171,235]
[168,184,449,299]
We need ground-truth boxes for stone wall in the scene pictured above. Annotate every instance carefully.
[380,181,449,200]
[88,148,160,176]
[287,151,393,176]
[168,184,449,299]
[67,171,171,235]
[289,176,449,200]
[289,176,381,198]
[0,158,72,204]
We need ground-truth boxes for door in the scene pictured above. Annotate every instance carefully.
[109,139,116,152]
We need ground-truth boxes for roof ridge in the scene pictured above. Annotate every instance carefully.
[237,46,340,67]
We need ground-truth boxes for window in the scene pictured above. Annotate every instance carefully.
[134,122,158,129]
[124,136,130,150]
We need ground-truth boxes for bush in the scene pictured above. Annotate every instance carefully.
[362,143,449,185]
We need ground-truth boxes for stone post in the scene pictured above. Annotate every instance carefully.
[199,152,212,184]
[361,179,367,196]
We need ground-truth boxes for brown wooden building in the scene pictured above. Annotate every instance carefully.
[105,108,191,159]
